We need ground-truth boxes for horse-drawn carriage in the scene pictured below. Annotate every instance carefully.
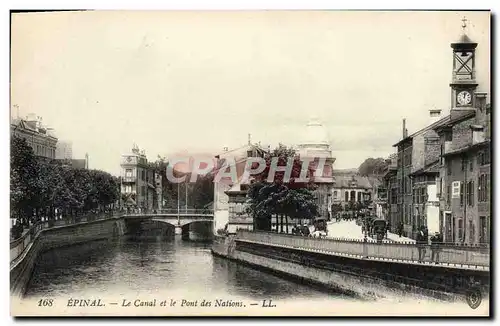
[371,218,387,242]
[362,216,387,243]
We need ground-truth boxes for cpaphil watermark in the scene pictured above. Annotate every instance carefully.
[166,155,328,184]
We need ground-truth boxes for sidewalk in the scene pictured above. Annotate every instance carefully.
[326,220,416,243]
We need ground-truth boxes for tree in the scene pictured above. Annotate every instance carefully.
[10,136,120,225]
[246,144,319,232]
[358,157,389,176]
[191,174,214,209]
[10,136,41,225]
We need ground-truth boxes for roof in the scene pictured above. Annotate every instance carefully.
[409,160,441,177]
[451,33,478,50]
[393,110,476,147]
[215,143,267,158]
[434,110,476,132]
[333,175,373,189]
[393,115,450,147]
[442,140,490,157]
[11,118,57,139]
[367,176,383,188]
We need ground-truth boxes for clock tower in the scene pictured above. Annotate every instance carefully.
[450,17,478,109]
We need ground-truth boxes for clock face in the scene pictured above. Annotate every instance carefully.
[457,91,472,106]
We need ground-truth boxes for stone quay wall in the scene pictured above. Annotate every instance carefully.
[10,217,127,297]
[211,232,489,301]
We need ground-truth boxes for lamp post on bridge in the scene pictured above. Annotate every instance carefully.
[185,181,188,213]
[177,183,180,226]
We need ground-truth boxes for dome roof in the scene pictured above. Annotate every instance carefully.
[299,117,331,147]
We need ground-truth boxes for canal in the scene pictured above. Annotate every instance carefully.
[24,235,354,302]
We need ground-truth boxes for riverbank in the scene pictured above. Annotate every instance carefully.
[211,233,489,303]
[10,216,127,297]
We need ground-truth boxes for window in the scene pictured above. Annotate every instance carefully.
[458,219,463,242]
[478,152,484,166]
[461,157,466,171]
[460,182,464,206]
[333,190,338,198]
[141,186,146,196]
[447,184,451,204]
[447,160,452,176]
[344,191,348,202]
[486,177,490,202]
[478,175,485,202]
[479,216,488,243]
[391,188,397,203]
[469,220,474,244]
[125,185,132,193]
[469,159,473,172]
[445,131,453,142]
[440,144,445,164]
[125,169,133,178]
[483,148,490,165]
[470,181,474,206]
[466,181,475,206]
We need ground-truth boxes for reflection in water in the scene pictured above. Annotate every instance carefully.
[25,236,342,301]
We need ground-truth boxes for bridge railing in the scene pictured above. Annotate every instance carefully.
[123,208,214,216]
[235,230,490,268]
[10,211,120,265]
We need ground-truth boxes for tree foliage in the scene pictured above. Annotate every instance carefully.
[246,144,319,232]
[150,156,214,210]
[358,157,389,176]
[10,136,119,226]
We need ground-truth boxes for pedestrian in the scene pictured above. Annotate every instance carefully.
[398,222,404,238]
[430,232,443,264]
[416,227,428,263]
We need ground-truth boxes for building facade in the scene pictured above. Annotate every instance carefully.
[388,24,490,241]
[55,141,73,160]
[11,114,57,160]
[297,118,336,219]
[120,145,158,211]
[382,154,398,231]
[213,143,266,234]
[434,100,490,244]
[331,174,374,207]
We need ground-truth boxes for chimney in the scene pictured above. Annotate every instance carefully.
[402,119,408,138]
[470,125,485,145]
[429,109,442,125]
[475,92,488,112]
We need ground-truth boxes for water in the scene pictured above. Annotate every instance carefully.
[22,236,488,316]
[25,236,351,301]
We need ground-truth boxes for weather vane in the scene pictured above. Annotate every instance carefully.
[461,16,468,31]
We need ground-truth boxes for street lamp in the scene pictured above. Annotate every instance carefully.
[177,183,180,226]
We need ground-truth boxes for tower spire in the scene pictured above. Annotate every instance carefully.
[461,16,468,32]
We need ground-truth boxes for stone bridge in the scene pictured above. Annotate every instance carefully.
[123,209,214,227]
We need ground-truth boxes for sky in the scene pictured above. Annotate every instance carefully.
[10,11,490,176]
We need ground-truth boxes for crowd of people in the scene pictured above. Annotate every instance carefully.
[416,226,444,264]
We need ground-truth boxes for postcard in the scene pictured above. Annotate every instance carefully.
[9,10,491,317]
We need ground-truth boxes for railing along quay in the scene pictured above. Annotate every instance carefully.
[236,230,490,269]
[10,212,120,265]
